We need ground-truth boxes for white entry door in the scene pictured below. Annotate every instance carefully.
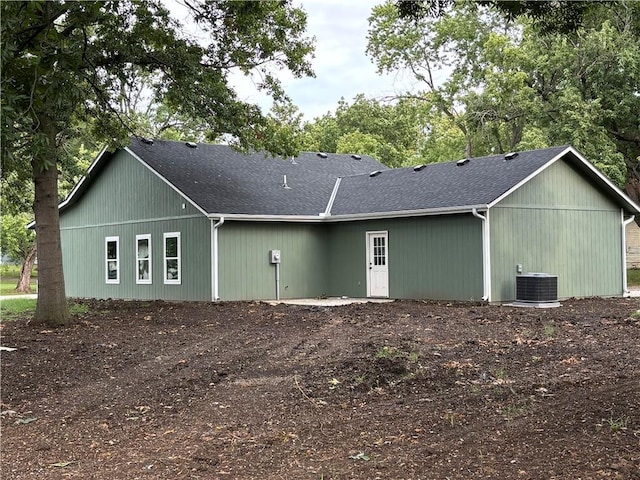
[366,231,389,297]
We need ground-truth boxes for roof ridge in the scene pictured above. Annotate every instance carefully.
[131,137,382,161]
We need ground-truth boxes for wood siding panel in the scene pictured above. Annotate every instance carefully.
[218,222,329,301]
[60,149,212,301]
[499,159,619,211]
[60,150,202,229]
[62,218,211,301]
[491,159,622,301]
[328,216,483,301]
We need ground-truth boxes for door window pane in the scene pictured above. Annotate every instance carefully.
[373,236,386,266]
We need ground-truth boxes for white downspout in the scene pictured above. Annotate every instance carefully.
[211,217,225,301]
[472,208,491,302]
[622,212,635,296]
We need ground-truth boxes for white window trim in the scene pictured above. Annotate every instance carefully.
[163,232,181,285]
[105,236,120,284]
[136,234,152,285]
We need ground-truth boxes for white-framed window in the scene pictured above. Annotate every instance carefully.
[163,232,181,284]
[105,236,120,284]
[136,234,152,284]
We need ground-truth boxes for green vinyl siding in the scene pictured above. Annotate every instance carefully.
[60,149,211,301]
[218,222,329,301]
[328,216,483,301]
[61,217,211,301]
[60,149,202,228]
[490,159,622,301]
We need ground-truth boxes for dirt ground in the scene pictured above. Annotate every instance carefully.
[1,297,639,479]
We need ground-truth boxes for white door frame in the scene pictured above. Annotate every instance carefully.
[366,230,389,297]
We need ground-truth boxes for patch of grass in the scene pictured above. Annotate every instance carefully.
[69,302,89,315]
[628,268,640,286]
[0,299,89,321]
[499,400,532,420]
[605,416,629,433]
[0,279,38,296]
[353,374,367,386]
[376,345,419,362]
[543,322,558,337]
[376,345,403,359]
[494,367,508,380]
[0,297,36,320]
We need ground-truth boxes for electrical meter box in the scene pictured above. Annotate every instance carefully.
[270,250,281,264]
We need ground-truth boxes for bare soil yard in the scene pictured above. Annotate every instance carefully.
[1,297,639,479]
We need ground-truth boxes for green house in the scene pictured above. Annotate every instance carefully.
[59,139,639,302]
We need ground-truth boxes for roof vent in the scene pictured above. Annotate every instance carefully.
[504,151,518,160]
[317,152,328,159]
[457,158,470,166]
[351,154,362,160]
[185,142,198,148]
[282,175,291,189]
[413,164,426,171]
[369,170,381,177]
[141,137,154,145]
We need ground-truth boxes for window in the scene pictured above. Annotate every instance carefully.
[136,234,152,284]
[163,232,181,284]
[373,235,386,266]
[105,236,120,284]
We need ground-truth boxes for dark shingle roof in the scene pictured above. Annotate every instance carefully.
[60,140,637,221]
[330,146,571,215]
[128,138,386,216]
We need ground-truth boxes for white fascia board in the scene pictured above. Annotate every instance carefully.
[205,213,326,223]
[318,204,489,222]
[124,147,209,217]
[565,146,640,213]
[57,144,110,211]
[488,147,570,208]
[205,205,487,223]
[325,205,488,222]
[488,146,640,213]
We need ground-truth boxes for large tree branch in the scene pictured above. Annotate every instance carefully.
[11,4,70,60]
[608,128,640,146]
[81,72,139,136]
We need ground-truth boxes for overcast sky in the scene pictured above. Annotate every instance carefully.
[170,0,416,121]
[238,0,415,120]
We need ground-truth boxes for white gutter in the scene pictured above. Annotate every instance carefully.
[205,205,488,223]
[472,208,491,302]
[622,211,635,296]
[211,216,225,301]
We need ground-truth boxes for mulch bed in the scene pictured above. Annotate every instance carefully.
[2,297,639,479]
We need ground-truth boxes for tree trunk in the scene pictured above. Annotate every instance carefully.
[624,171,640,226]
[625,171,640,206]
[15,244,37,293]
[31,117,70,326]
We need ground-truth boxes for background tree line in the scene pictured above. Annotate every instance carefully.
[274,0,638,196]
